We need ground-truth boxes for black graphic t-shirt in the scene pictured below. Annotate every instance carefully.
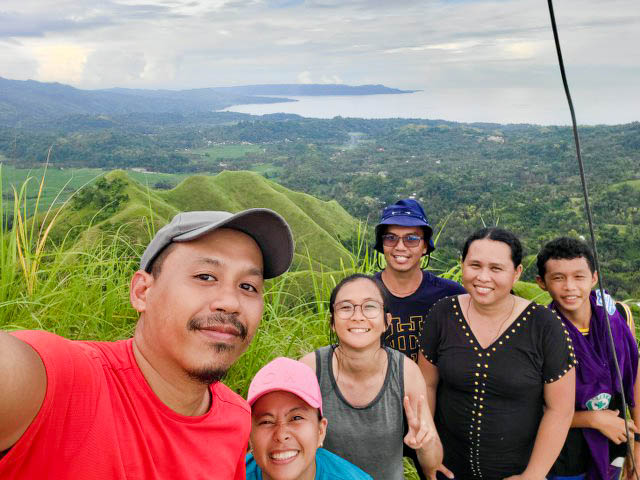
[375,270,466,361]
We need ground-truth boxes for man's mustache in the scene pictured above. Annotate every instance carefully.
[187,312,248,340]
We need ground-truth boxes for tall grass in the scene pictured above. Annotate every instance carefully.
[1,171,464,479]
[6,170,639,479]
[0,164,141,339]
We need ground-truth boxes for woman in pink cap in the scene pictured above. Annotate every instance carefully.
[246,357,372,480]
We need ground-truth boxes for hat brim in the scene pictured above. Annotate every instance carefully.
[174,209,294,279]
[248,387,323,416]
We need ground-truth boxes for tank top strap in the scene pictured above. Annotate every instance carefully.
[387,346,405,400]
[315,345,404,408]
[316,345,406,479]
[315,345,335,397]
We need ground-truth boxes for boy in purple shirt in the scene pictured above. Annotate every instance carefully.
[536,237,640,480]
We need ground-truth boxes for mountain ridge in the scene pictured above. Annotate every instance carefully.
[49,169,358,274]
[0,77,413,125]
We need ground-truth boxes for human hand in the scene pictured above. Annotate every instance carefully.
[623,442,640,480]
[594,409,639,444]
[426,463,454,480]
[403,394,435,449]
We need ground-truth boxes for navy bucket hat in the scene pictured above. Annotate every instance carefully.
[374,199,435,255]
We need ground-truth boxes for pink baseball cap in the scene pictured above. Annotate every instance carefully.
[247,357,323,415]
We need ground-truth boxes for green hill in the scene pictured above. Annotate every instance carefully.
[49,169,357,272]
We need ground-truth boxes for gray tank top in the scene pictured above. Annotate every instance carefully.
[315,345,405,480]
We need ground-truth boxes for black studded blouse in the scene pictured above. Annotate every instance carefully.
[420,296,575,480]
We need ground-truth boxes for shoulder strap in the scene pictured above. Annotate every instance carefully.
[616,302,635,339]
[384,347,405,398]
[397,348,405,399]
[314,348,323,383]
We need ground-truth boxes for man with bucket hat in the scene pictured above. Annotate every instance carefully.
[374,199,465,363]
[374,199,464,479]
[0,208,294,479]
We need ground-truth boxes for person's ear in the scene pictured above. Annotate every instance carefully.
[513,264,523,283]
[317,417,328,447]
[130,270,154,312]
[535,275,548,291]
[591,270,599,289]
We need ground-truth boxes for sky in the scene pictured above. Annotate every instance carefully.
[1,0,638,124]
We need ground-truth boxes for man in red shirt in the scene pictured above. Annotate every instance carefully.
[0,209,293,479]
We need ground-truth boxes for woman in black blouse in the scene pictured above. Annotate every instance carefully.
[419,228,576,480]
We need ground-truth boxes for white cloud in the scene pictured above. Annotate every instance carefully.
[297,70,312,83]
[275,37,308,46]
[320,74,342,84]
[83,49,147,86]
[0,0,637,122]
[384,41,480,54]
[503,41,538,59]
[31,43,92,84]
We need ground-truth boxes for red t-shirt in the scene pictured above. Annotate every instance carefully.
[0,330,250,479]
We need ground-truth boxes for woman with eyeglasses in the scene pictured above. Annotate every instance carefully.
[419,228,576,480]
[300,273,443,479]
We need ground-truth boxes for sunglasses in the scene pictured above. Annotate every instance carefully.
[381,233,423,248]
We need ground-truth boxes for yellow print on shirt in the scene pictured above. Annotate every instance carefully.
[385,315,425,361]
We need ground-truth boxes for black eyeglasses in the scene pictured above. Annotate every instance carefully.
[334,300,383,319]
[381,233,423,248]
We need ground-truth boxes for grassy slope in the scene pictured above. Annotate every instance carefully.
[48,170,180,247]
[39,169,358,295]
[159,170,357,270]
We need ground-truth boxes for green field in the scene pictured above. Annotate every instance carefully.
[250,162,283,177]
[191,143,263,160]
[0,165,193,212]
[1,164,104,212]
[611,178,640,190]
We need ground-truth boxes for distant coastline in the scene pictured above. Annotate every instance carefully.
[0,76,417,125]
[212,84,419,96]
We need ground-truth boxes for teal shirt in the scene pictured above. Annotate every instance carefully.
[245,448,373,480]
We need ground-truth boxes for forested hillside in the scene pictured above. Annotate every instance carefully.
[2,110,638,298]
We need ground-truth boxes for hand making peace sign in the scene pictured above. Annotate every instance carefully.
[403,394,434,450]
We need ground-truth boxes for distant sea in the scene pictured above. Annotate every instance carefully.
[223,88,637,126]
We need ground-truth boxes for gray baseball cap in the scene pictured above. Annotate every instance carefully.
[140,209,294,279]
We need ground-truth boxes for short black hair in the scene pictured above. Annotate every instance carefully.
[149,243,177,278]
[536,236,595,278]
[461,227,523,268]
